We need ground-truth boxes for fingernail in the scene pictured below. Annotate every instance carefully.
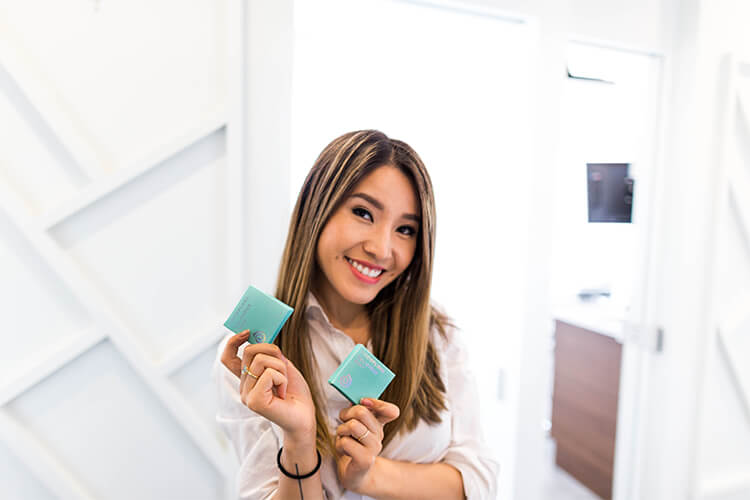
[361,398,373,407]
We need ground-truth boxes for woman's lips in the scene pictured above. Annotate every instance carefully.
[345,256,384,284]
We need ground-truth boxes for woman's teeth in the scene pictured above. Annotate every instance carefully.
[346,257,383,278]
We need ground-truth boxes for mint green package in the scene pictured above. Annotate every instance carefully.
[328,344,396,405]
[224,285,293,344]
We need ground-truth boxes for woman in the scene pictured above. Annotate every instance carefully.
[214,130,498,499]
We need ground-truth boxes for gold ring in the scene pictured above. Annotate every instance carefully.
[356,429,370,441]
[242,366,259,380]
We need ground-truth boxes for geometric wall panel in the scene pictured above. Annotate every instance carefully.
[4,340,224,500]
[0,65,82,214]
[737,89,750,179]
[49,130,227,363]
[0,1,234,498]
[698,337,750,479]
[0,1,227,173]
[0,208,90,385]
[170,340,226,442]
[699,56,750,500]
[719,204,750,308]
[0,440,58,500]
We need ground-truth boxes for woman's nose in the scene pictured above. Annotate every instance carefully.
[363,227,392,262]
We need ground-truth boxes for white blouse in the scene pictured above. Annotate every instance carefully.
[212,293,499,500]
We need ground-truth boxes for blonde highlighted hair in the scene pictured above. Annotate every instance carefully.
[274,130,451,456]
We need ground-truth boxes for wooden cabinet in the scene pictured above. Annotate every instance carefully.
[550,319,623,500]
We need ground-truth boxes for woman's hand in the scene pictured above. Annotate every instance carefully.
[221,331,316,443]
[335,398,400,494]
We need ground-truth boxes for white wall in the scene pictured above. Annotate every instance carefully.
[242,0,294,294]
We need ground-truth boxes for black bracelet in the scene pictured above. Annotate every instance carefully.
[277,447,322,480]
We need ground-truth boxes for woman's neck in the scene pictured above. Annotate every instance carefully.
[311,284,371,344]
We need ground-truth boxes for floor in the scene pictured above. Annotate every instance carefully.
[540,436,602,500]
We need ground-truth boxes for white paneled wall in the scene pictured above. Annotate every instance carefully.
[0,2,235,499]
[697,56,750,500]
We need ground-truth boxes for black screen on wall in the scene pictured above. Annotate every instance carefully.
[587,163,634,223]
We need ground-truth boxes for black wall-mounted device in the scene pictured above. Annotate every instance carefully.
[587,163,634,223]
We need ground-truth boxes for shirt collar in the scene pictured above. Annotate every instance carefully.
[304,291,374,350]
[304,290,331,323]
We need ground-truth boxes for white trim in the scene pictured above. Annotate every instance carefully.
[395,0,529,25]
[223,2,246,498]
[158,318,229,376]
[0,326,105,406]
[226,0,247,301]
[0,409,98,500]
[586,43,666,500]
[38,116,227,231]
[0,179,235,479]
[567,35,665,59]
[622,33,674,500]
[698,467,750,499]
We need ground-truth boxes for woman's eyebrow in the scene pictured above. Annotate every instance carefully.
[350,192,420,223]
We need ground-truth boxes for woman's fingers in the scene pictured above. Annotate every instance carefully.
[360,398,400,425]
[238,343,285,388]
[242,367,288,409]
[240,342,286,369]
[241,353,288,398]
[220,330,251,378]
[336,419,378,450]
[339,405,384,441]
[335,435,375,470]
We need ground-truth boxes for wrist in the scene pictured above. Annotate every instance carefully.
[358,456,386,497]
[280,437,319,478]
[283,429,317,451]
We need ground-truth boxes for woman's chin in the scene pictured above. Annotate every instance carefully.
[340,284,380,305]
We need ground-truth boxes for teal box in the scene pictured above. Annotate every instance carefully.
[224,285,293,344]
[328,344,395,405]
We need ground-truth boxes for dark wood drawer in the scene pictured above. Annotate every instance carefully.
[551,319,623,500]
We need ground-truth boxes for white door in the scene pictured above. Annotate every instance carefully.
[545,40,665,500]
[693,55,750,500]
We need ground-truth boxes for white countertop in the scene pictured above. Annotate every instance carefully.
[552,299,628,343]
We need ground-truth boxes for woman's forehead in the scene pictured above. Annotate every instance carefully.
[349,166,419,215]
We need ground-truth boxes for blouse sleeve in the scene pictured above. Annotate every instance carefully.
[439,327,500,500]
[211,334,282,500]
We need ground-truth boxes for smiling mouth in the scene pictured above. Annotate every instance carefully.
[344,256,385,278]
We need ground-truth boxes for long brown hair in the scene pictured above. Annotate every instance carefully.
[274,130,451,457]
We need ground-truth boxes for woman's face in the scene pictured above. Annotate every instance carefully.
[315,165,420,308]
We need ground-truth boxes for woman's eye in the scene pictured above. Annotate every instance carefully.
[398,226,417,236]
[352,207,373,221]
